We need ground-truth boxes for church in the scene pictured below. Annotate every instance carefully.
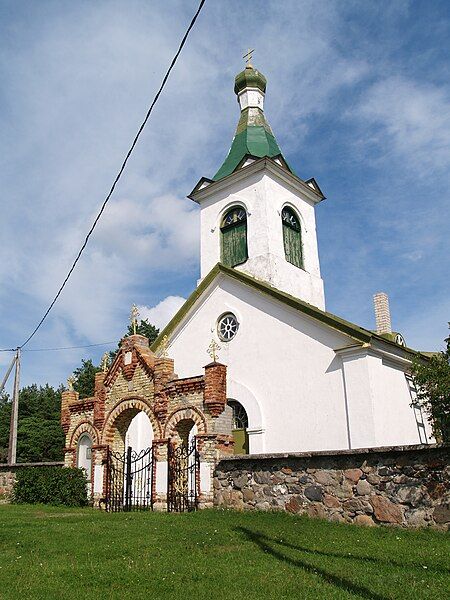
[62,60,433,509]
[149,60,433,455]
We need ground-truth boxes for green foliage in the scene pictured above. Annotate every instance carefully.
[0,391,11,462]
[0,384,65,463]
[412,326,450,442]
[73,359,101,399]
[12,467,88,506]
[16,417,65,463]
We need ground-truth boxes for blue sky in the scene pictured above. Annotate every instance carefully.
[0,0,449,389]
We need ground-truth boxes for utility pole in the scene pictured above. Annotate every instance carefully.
[7,349,21,466]
[0,353,16,396]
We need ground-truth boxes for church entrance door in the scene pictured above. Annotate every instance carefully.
[106,445,155,512]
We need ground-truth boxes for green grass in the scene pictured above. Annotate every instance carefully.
[0,505,448,600]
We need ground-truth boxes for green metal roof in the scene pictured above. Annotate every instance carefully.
[151,263,421,360]
[213,65,290,181]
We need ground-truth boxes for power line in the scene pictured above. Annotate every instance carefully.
[0,341,115,353]
[24,341,116,352]
[17,0,206,350]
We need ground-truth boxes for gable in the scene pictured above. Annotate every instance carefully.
[151,264,420,361]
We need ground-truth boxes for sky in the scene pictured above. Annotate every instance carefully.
[0,0,449,390]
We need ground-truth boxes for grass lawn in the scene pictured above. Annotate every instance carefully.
[0,505,448,599]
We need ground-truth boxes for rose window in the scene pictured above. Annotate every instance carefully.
[217,313,239,341]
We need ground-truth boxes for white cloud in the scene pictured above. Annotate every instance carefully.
[139,296,186,330]
[356,76,450,172]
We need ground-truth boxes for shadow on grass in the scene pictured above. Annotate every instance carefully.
[253,532,450,576]
[236,526,389,600]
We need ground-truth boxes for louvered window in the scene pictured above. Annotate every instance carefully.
[282,207,303,268]
[221,207,248,267]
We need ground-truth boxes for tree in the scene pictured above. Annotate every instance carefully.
[411,326,450,443]
[0,391,11,462]
[73,359,101,399]
[0,384,65,463]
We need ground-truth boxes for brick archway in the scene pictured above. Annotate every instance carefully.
[164,406,207,438]
[70,421,100,448]
[102,396,162,448]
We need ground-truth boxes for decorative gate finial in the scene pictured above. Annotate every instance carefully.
[100,352,110,372]
[207,338,221,362]
[130,304,139,335]
[67,374,76,391]
[158,334,169,358]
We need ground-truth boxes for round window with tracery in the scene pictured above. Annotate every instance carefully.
[217,313,239,341]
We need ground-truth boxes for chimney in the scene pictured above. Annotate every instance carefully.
[373,292,392,334]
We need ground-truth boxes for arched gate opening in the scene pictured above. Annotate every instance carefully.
[106,407,155,512]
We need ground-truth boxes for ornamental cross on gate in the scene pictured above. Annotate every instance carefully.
[207,338,221,362]
[130,304,139,335]
[158,335,169,358]
[100,352,110,373]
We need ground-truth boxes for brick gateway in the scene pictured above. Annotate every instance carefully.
[61,334,233,510]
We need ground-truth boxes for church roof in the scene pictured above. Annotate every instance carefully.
[213,65,292,181]
[151,263,421,360]
[189,155,324,204]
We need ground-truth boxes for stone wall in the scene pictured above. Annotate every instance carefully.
[214,444,450,529]
[0,462,64,503]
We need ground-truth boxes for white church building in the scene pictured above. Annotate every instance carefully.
[148,62,433,455]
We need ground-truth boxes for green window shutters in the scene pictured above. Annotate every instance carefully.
[221,207,248,267]
[282,207,303,268]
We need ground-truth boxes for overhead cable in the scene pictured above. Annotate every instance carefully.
[17,0,206,349]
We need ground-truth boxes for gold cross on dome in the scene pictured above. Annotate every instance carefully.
[243,48,254,67]
[130,304,139,335]
[207,338,221,362]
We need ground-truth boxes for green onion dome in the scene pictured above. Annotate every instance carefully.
[234,65,267,95]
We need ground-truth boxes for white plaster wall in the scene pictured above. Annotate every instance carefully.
[340,353,377,449]
[340,348,435,448]
[371,358,433,446]
[198,169,325,309]
[168,275,350,453]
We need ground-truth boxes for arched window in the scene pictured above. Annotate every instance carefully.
[282,206,303,268]
[228,400,249,455]
[221,206,248,267]
[77,433,92,479]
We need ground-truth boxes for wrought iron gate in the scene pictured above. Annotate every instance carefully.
[106,446,154,512]
[167,438,200,512]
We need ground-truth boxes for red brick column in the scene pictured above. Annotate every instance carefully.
[61,390,78,437]
[203,362,227,417]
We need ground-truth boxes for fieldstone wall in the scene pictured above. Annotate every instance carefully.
[214,444,450,529]
[0,462,64,503]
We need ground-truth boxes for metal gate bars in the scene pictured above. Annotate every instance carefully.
[167,438,200,512]
[106,446,155,512]
[106,438,200,512]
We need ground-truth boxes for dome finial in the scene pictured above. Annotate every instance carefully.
[243,48,254,69]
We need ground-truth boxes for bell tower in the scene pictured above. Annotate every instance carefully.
[189,61,326,310]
